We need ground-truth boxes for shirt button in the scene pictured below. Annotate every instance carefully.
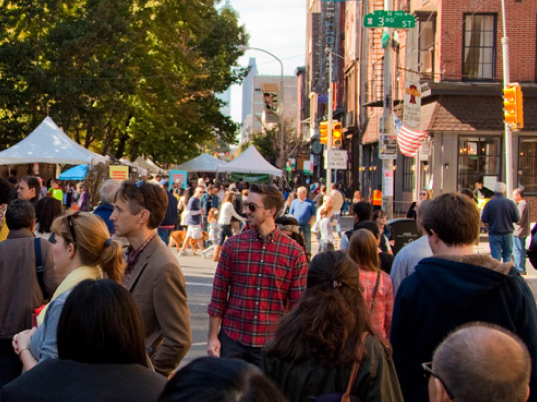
[257,287,260,290]
[254,316,257,319]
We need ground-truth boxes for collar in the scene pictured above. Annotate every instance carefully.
[254,227,278,244]
[6,228,34,239]
[127,232,157,258]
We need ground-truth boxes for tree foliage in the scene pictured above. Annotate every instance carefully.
[0,0,248,164]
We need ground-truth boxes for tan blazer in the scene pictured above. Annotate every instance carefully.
[126,235,191,376]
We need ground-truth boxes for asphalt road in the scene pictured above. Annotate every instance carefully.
[175,215,537,368]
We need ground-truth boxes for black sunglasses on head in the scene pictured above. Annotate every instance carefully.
[67,212,80,247]
[422,362,455,400]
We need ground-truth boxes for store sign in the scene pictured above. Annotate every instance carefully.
[109,166,129,180]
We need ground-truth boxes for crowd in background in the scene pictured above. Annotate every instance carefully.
[0,169,536,402]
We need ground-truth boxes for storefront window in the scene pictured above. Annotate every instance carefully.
[458,136,501,190]
[518,138,537,194]
[403,156,414,191]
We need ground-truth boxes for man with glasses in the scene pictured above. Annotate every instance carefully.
[110,180,191,377]
[207,184,308,367]
[390,193,537,402]
[425,323,531,402]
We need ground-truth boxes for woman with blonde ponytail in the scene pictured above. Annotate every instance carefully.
[263,251,403,402]
[12,212,125,372]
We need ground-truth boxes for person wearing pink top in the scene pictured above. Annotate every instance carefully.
[348,229,394,340]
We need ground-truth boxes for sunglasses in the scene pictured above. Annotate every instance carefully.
[419,192,427,196]
[422,362,455,400]
[247,202,263,212]
[67,212,80,248]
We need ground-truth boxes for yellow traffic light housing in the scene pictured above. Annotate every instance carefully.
[333,121,342,147]
[503,83,524,130]
[319,121,329,145]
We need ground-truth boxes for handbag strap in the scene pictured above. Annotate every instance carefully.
[34,238,49,300]
[342,332,370,400]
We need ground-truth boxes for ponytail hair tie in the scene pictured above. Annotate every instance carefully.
[104,238,112,248]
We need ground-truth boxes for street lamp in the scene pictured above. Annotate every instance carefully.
[238,45,285,177]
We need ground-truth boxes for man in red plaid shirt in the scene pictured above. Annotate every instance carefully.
[207,183,308,366]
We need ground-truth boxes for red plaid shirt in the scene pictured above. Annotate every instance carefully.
[208,228,308,348]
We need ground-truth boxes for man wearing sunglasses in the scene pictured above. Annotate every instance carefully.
[426,323,530,402]
[391,193,537,402]
[207,183,308,367]
[110,180,191,378]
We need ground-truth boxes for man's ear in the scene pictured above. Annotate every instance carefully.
[139,209,151,226]
[429,377,451,402]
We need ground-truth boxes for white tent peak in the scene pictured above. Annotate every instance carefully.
[218,145,282,177]
[0,116,105,165]
[175,153,228,172]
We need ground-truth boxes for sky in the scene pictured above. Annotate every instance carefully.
[226,0,307,123]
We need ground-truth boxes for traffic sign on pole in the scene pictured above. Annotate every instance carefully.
[363,11,416,29]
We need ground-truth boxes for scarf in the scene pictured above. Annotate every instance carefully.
[37,265,103,326]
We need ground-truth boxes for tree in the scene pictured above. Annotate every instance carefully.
[0,0,248,165]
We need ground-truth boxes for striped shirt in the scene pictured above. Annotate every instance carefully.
[208,228,308,348]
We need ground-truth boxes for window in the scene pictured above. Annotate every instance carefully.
[458,136,501,189]
[403,156,415,191]
[518,138,537,194]
[418,14,436,81]
[463,14,496,80]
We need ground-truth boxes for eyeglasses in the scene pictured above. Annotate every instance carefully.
[419,192,427,196]
[422,362,455,400]
[247,202,263,212]
[67,212,80,248]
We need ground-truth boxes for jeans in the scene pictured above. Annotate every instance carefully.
[299,224,312,252]
[333,211,342,236]
[513,236,527,271]
[489,233,514,263]
[157,228,172,245]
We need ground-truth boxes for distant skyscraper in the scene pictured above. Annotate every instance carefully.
[241,57,258,123]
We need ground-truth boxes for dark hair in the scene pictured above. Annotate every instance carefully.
[0,177,13,205]
[355,220,380,239]
[21,176,41,198]
[421,193,480,246]
[52,213,124,283]
[275,216,310,262]
[460,188,477,203]
[35,197,63,233]
[265,251,371,364]
[6,199,35,230]
[249,184,284,216]
[353,201,372,222]
[371,209,386,221]
[57,279,147,366]
[159,357,287,402]
[115,180,168,229]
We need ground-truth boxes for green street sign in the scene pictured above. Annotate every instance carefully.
[363,11,416,29]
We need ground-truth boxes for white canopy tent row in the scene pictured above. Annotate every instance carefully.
[217,145,283,177]
[0,117,106,166]
[174,153,228,172]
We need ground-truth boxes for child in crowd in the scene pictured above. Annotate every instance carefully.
[319,206,335,252]
[201,208,219,259]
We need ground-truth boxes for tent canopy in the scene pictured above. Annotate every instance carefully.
[133,156,167,175]
[58,164,89,180]
[0,117,105,165]
[217,145,282,177]
[175,153,227,172]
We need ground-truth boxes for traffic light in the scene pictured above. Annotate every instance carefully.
[503,83,524,130]
[333,121,342,147]
[319,121,329,145]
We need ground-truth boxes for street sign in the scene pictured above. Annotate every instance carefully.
[325,150,348,169]
[363,11,416,29]
[379,134,398,159]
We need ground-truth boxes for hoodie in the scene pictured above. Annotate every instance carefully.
[390,254,537,402]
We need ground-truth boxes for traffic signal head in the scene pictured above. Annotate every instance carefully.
[333,121,342,147]
[503,83,524,130]
[319,121,329,145]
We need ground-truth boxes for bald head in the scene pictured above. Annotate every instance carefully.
[430,323,530,402]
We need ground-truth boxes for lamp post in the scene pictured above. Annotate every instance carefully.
[238,45,285,181]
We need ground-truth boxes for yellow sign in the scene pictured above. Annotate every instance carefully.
[109,166,129,180]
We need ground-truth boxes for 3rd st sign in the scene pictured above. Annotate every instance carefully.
[363,10,416,29]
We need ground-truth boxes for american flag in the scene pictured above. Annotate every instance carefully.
[393,114,428,157]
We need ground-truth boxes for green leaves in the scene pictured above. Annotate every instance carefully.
[0,0,248,164]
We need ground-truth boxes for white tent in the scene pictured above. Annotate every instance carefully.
[217,145,282,177]
[133,156,167,175]
[0,117,105,165]
[175,153,227,172]
[119,158,148,177]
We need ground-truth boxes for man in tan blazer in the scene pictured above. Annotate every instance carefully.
[110,179,191,377]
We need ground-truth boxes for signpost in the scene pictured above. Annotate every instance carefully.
[325,150,348,170]
[363,10,416,29]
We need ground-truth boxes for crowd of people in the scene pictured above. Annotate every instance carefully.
[0,170,536,402]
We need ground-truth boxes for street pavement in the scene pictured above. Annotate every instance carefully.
[176,215,537,368]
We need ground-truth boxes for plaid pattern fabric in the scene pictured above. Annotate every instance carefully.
[208,228,308,348]
[359,269,394,340]
[124,233,156,286]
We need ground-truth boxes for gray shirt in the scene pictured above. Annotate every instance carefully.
[514,199,530,237]
[390,236,433,296]
[30,290,72,363]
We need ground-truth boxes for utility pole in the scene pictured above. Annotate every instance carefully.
[326,48,334,190]
[501,0,513,196]
[381,0,395,219]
